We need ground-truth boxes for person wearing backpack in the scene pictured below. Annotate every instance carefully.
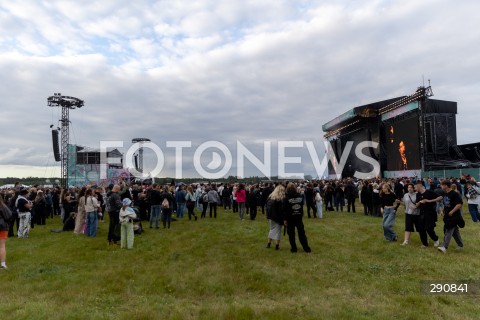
[0,195,13,269]
[160,187,175,229]
[200,188,209,219]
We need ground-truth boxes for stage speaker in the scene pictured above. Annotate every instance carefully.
[134,154,139,171]
[52,130,61,162]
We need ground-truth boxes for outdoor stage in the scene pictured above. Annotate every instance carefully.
[322,86,480,179]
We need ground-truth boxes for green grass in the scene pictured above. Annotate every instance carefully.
[1,205,479,320]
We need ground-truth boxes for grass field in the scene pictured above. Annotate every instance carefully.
[1,205,479,320]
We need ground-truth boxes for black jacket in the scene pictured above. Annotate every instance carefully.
[266,198,284,224]
[283,192,304,220]
[108,192,123,213]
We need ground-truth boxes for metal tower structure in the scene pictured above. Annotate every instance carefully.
[48,93,84,188]
[132,138,151,173]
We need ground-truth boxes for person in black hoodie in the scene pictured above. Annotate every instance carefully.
[283,183,311,253]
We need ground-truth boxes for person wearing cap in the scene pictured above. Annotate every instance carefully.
[119,198,136,249]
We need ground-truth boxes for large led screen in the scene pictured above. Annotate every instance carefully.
[385,116,421,171]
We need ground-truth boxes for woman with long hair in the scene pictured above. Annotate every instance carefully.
[380,183,399,242]
[266,184,285,250]
[33,190,46,225]
[283,183,311,253]
[74,187,87,234]
[84,189,100,237]
[61,188,73,223]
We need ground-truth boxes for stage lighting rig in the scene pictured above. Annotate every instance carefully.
[131,138,151,173]
[48,93,84,188]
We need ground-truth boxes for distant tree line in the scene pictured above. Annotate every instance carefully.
[0,177,61,186]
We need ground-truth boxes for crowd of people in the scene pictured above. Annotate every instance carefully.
[1,174,479,269]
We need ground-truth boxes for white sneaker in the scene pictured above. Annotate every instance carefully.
[434,240,440,247]
[437,246,447,254]
[401,241,408,246]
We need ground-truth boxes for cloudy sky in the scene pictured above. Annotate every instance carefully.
[1,0,479,179]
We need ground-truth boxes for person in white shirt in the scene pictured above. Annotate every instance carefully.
[399,184,428,247]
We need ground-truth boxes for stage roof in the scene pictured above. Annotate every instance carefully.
[322,97,402,132]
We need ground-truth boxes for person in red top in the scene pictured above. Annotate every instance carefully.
[235,184,247,220]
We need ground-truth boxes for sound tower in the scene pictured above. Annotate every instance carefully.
[134,154,139,171]
[52,129,61,162]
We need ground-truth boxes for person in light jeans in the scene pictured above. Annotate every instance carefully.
[380,183,399,242]
[149,184,162,229]
[84,189,100,237]
[465,180,480,222]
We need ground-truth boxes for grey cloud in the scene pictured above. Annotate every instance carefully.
[1,1,480,178]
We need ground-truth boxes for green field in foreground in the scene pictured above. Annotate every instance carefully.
[1,206,479,320]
